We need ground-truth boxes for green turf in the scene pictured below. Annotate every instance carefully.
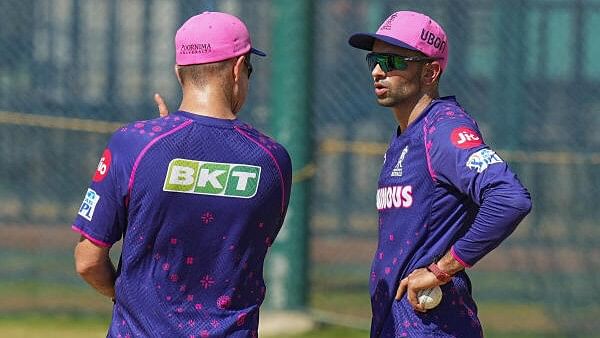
[0,313,590,338]
[0,313,109,338]
[1,274,599,337]
[277,324,368,338]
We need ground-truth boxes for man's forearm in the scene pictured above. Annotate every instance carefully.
[451,183,532,267]
[435,250,465,276]
[79,258,116,298]
[74,238,117,299]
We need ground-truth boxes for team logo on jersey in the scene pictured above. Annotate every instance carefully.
[78,188,100,221]
[93,148,112,182]
[451,127,482,149]
[391,146,409,177]
[163,159,261,198]
[376,185,413,210]
[466,148,503,173]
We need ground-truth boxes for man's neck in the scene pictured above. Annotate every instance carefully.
[392,94,437,131]
[178,88,236,120]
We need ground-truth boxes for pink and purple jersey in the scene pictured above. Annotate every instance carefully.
[371,97,531,337]
[72,111,292,337]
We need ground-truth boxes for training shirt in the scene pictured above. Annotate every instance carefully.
[72,111,292,338]
[371,97,531,337]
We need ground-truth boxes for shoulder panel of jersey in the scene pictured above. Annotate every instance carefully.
[422,98,487,188]
[115,115,194,194]
[71,115,192,246]
[232,123,292,220]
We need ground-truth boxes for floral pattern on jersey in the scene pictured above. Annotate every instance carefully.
[119,115,185,138]
[200,275,216,289]
[238,123,281,151]
[201,211,215,224]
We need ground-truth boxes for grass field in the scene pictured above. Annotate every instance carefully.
[0,279,597,337]
[1,234,600,337]
[0,312,584,338]
[0,314,369,338]
[0,270,593,338]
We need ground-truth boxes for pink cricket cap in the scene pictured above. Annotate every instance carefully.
[175,11,266,66]
[348,11,449,71]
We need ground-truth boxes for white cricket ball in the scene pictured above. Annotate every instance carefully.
[417,286,442,309]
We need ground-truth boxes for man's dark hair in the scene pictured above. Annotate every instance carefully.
[177,59,233,87]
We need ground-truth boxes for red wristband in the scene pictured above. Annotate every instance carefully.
[427,262,453,283]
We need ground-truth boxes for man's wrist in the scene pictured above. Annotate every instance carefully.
[436,249,467,275]
[427,262,453,283]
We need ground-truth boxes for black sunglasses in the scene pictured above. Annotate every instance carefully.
[244,54,253,78]
[366,52,440,73]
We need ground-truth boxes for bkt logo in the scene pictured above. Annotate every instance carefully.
[163,159,261,198]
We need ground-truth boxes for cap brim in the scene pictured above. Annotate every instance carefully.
[348,33,418,52]
[251,47,266,57]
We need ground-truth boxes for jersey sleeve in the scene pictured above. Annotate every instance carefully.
[72,132,131,247]
[426,117,532,267]
[278,147,293,227]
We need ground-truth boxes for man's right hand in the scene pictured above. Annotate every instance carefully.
[396,267,442,313]
[154,93,169,117]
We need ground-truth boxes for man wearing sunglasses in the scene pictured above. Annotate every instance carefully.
[73,11,292,337]
[349,11,531,337]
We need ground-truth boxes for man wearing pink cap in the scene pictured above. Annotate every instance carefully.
[73,12,292,337]
[349,11,531,337]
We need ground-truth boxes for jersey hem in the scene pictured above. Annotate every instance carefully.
[71,225,112,247]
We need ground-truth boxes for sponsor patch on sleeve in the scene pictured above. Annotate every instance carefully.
[92,148,112,182]
[466,148,503,173]
[78,188,100,221]
[451,127,482,149]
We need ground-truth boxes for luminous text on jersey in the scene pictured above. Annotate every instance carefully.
[376,185,413,210]
[163,159,261,198]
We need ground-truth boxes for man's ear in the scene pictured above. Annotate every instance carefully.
[232,55,246,83]
[174,64,183,86]
[422,61,442,86]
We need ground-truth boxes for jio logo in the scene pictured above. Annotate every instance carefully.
[451,127,482,149]
[93,148,112,182]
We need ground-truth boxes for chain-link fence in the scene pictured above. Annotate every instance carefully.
[1,0,599,336]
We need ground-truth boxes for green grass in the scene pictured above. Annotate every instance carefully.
[0,313,368,338]
[0,313,109,338]
[0,313,590,338]
[0,280,112,313]
[1,314,367,338]
[1,273,599,337]
[277,324,367,338]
